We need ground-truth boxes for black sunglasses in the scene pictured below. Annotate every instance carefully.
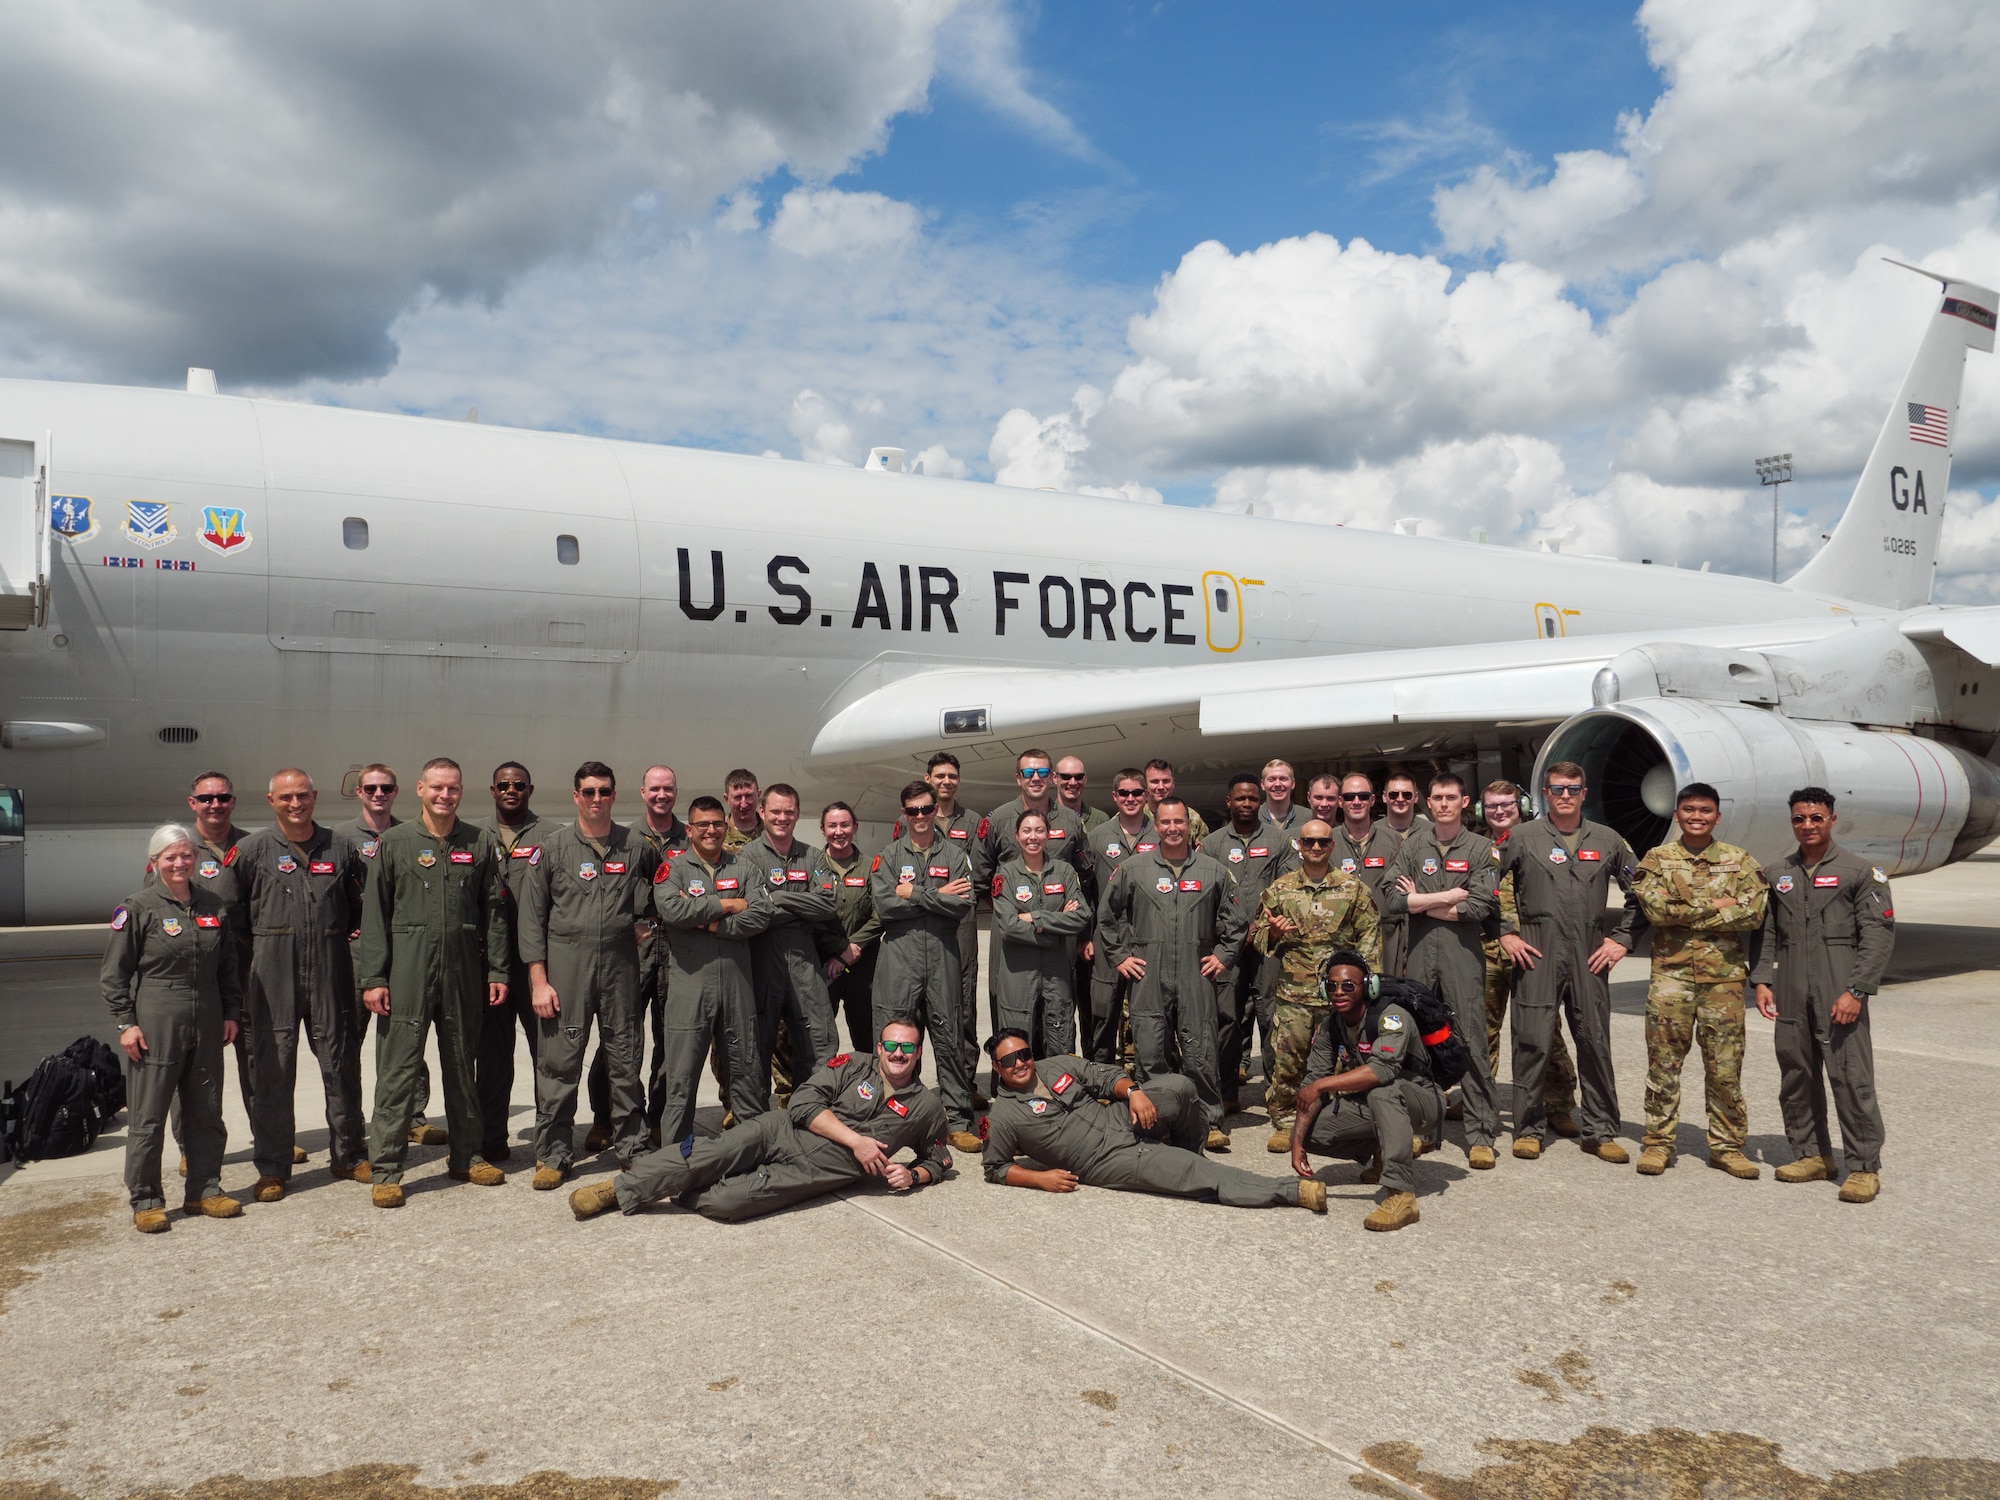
[360,782,397,794]
[1299,836,1332,847]
[993,1048,1034,1069]
[577,787,615,799]
[191,793,235,804]
[903,804,936,817]
[494,780,530,792]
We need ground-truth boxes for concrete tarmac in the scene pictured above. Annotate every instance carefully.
[3,860,1999,1498]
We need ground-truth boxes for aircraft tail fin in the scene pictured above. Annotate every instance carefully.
[1788,264,1995,610]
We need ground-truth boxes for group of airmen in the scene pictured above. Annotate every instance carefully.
[100,745,1895,1237]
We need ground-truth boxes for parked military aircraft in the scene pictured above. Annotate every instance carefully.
[1,265,1995,922]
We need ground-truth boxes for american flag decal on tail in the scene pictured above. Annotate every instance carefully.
[1908,403,1949,447]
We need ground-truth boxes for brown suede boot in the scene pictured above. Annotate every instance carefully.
[532,1163,568,1191]
[1364,1192,1420,1231]
[1205,1126,1231,1152]
[1838,1170,1880,1203]
[133,1208,170,1234]
[449,1160,506,1186]
[331,1161,372,1184]
[182,1195,242,1219]
[1546,1111,1582,1139]
[1512,1137,1542,1160]
[583,1123,613,1153]
[1296,1179,1327,1213]
[371,1183,404,1208]
[408,1122,449,1146]
[570,1179,620,1220]
[1709,1150,1760,1179]
[1776,1155,1832,1184]
[251,1176,285,1203]
[1635,1145,1672,1175]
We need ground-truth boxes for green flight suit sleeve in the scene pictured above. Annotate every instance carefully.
[869,851,919,926]
[1381,843,1416,917]
[1097,866,1136,966]
[981,1105,1020,1184]
[907,1093,953,1185]
[517,850,553,968]
[1608,838,1648,949]
[217,906,244,1025]
[768,853,839,925]
[654,868,722,930]
[99,902,143,1029]
[1848,866,1896,996]
[1037,866,1092,943]
[356,845,395,992]
[1363,1003,1416,1084]
[1350,882,1383,972]
[786,1056,852,1125]
[907,844,972,919]
[480,834,511,986]
[1301,1012,1336,1086]
[1073,1056,1130,1100]
[1456,844,1499,926]
[717,879,775,941]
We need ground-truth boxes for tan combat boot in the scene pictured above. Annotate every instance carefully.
[1467,1144,1496,1170]
[1205,1126,1231,1152]
[947,1130,983,1153]
[1358,1156,1382,1185]
[583,1122,613,1153]
[1709,1150,1760,1179]
[1776,1155,1831,1183]
[1512,1137,1542,1160]
[1364,1192,1420,1232]
[292,1146,309,1164]
[371,1183,404,1209]
[570,1179,621,1221]
[133,1208,170,1234]
[1296,1179,1327,1213]
[251,1175,285,1203]
[409,1122,449,1146]
[1582,1139,1630,1164]
[182,1195,243,1219]
[450,1160,506,1186]
[720,1110,738,1130]
[1546,1111,1582,1139]
[331,1161,372,1184]
[1838,1170,1880,1203]
[532,1163,568,1191]
[176,1154,187,1177]
[1635,1145,1672,1174]
[1266,1125,1292,1153]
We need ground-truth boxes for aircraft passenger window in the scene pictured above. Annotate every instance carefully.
[556,534,580,565]
[343,517,369,550]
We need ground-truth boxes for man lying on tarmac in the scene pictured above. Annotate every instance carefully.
[981,1029,1326,1212]
[569,1014,951,1222]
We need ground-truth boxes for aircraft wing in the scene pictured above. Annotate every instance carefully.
[1900,605,2000,666]
[808,616,1856,766]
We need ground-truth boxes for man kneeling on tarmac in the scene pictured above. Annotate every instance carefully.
[1291,951,1445,1232]
[570,1014,951,1222]
[983,1029,1325,1213]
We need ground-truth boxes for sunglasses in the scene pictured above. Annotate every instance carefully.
[577,787,615,799]
[903,804,936,817]
[1339,792,1373,802]
[880,1039,921,1056]
[494,780,530,792]
[1113,787,1146,799]
[1545,785,1584,797]
[1326,979,1364,992]
[1054,772,1086,781]
[360,783,397,795]
[1299,836,1332,848]
[993,1049,1034,1069]
[1384,790,1415,800]
[1017,767,1052,780]
[191,793,235,804]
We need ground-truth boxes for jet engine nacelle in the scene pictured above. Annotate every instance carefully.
[1535,697,2000,875]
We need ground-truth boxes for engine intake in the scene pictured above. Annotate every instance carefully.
[1536,699,2000,874]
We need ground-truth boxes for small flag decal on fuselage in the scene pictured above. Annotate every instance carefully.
[1908,403,1949,447]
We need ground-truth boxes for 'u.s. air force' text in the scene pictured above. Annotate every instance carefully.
[678,549,1205,645]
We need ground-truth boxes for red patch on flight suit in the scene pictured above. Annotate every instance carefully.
[510,845,536,859]
[1445,860,1469,872]
[991,874,1004,898]
[221,845,238,867]
[716,877,740,890]
[870,854,883,873]
[928,866,950,878]
[1363,857,1385,867]
[1813,875,1840,888]
[653,863,672,885]
[605,861,627,873]
[1179,879,1202,891]
[1043,882,1065,894]
[309,861,335,874]
[196,915,221,928]
[976,818,990,839]
[786,869,806,881]
[1247,846,1268,857]
[449,850,474,864]
[1881,907,1893,919]
[885,1096,909,1117]
[828,1054,850,1067]
[845,875,866,886]
[1137,841,1156,852]
[1052,1073,1073,1094]
[947,827,968,840]
[890,820,903,838]
[1048,828,1066,839]
[1576,849,1602,861]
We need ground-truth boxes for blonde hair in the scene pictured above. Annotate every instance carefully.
[148,823,197,861]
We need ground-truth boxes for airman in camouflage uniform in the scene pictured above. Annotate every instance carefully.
[1249,822,1382,1149]
[1629,784,1767,1176]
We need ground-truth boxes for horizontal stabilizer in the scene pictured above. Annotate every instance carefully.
[1900,606,2000,666]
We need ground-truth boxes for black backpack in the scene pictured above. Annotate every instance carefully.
[2,1036,128,1164]
[1368,975,1471,1091]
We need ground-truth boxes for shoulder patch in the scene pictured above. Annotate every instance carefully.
[110,905,129,931]
[828,1053,851,1068]
[653,862,672,885]
[1872,865,1888,883]
[976,817,990,839]
[871,854,882,873]
[1379,1012,1403,1031]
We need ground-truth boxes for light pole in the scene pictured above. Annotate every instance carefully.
[1755,452,1792,582]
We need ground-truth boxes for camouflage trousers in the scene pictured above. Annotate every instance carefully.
[1484,948,1575,1116]
[1642,973,1747,1153]
[1265,1000,1326,1126]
